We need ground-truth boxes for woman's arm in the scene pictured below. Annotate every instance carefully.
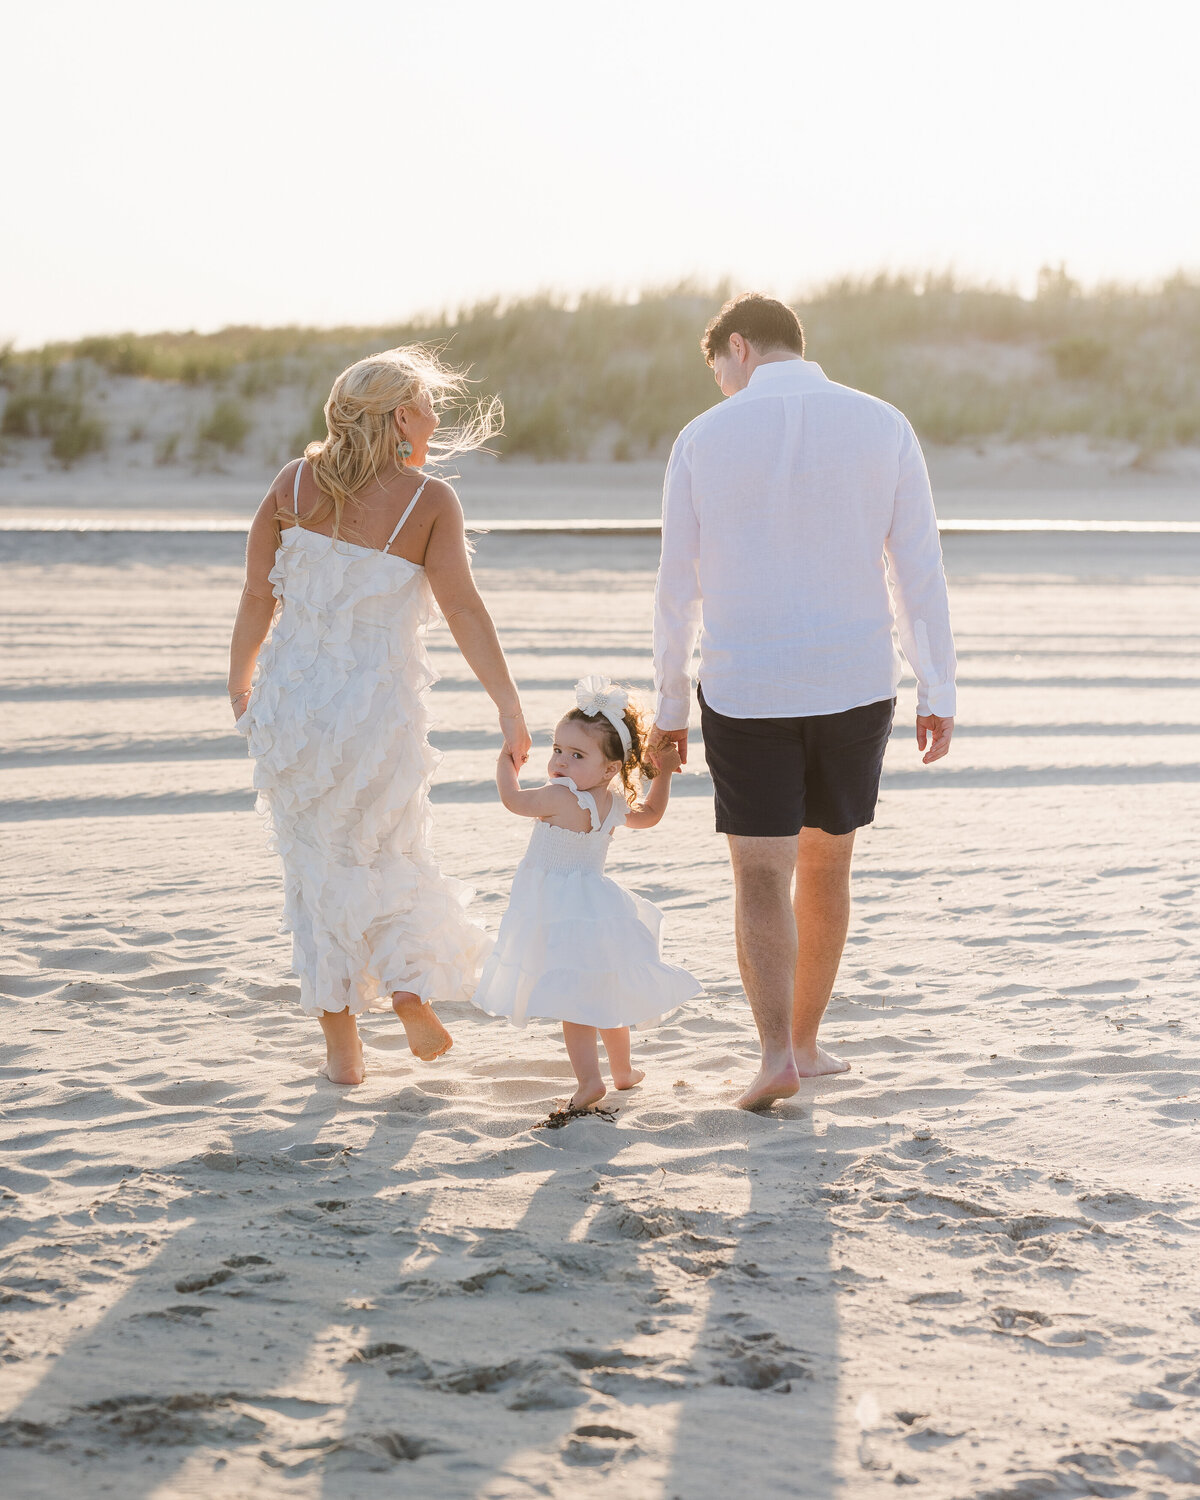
[625,744,681,829]
[423,484,531,768]
[227,486,286,719]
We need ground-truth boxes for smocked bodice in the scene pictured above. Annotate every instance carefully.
[523,818,615,876]
[519,778,627,877]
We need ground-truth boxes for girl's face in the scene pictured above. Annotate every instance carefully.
[548,717,621,791]
[395,394,438,466]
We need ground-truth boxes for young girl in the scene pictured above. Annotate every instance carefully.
[472,675,702,1109]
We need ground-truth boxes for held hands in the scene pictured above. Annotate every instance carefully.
[647,725,687,773]
[499,709,531,771]
[652,741,682,776]
[916,714,954,764]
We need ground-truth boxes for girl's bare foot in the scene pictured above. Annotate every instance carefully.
[318,1008,365,1085]
[569,1080,607,1110]
[563,1023,608,1110]
[611,1066,645,1091]
[598,1028,641,1092]
[392,992,453,1060]
[793,1043,851,1077]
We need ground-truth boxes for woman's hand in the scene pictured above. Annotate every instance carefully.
[230,688,252,723]
[499,710,531,770]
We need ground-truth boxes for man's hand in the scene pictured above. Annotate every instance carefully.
[647,725,688,772]
[916,714,954,764]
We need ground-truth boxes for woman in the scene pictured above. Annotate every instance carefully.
[228,346,530,1085]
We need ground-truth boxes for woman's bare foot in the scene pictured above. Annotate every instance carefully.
[611,1066,645,1091]
[736,1058,801,1111]
[392,992,453,1061]
[792,1043,851,1077]
[318,1008,365,1085]
[569,1080,607,1110]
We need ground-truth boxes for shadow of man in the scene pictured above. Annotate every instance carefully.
[338,1074,838,1499]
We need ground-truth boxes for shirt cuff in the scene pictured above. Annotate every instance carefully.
[655,690,691,731]
[917,681,956,717]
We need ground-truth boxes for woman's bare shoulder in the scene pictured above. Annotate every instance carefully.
[420,476,463,519]
[254,459,303,525]
[267,457,303,492]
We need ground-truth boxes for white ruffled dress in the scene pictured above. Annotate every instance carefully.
[471,778,702,1029]
[236,466,490,1016]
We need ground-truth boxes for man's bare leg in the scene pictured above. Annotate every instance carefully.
[792,826,855,1075]
[727,835,802,1110]
[318,1007,365,1085]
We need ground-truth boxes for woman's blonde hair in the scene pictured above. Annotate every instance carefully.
[290,345,501,533]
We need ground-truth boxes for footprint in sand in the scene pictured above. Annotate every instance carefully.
[346,1341,433,1380]
[173,1267,235,1294]
[562,1424,640,1466]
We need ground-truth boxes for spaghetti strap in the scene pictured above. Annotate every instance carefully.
[384,477,430,552]
[292,460,303,514]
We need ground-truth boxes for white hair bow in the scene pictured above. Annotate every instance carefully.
[575,674,632,758]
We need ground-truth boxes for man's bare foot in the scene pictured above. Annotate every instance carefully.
[610,1066,645,1091]
[392,992,453,1061]
[317,1010,365,1085]
[569,1080,607,1110]
[736,1060,802,1111]
[792,1043,851,1077]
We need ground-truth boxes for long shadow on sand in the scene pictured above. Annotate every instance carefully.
[1,1011,838,1499]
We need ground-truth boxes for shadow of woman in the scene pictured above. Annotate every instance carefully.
[0,1075,421,1495]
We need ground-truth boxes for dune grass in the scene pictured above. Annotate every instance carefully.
[0,362,106,467]
[3,271,1199,463]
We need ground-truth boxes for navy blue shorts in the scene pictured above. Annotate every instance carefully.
[698,685,895,838]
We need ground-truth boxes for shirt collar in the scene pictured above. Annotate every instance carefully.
[745,357,828,391]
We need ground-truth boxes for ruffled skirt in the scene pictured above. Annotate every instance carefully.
[471,862,701,1029]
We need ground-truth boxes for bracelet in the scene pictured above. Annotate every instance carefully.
[230,689,251,703]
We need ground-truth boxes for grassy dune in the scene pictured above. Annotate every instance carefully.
[2,271,1199,469]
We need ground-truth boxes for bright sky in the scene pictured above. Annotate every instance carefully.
[4,0,1197,345]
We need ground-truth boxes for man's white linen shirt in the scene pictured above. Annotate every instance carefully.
[652,358,957,729]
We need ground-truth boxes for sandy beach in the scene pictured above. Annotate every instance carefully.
[2,513,1199,1497]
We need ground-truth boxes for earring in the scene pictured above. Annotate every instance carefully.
[396,438,413,462]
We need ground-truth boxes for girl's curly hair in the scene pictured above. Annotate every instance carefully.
[565,693,656,806]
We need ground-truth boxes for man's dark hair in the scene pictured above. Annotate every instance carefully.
[701,292,805,365]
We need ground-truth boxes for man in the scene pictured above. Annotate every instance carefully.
[649,293,957,1110]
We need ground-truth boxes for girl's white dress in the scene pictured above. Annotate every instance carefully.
[236,462,490,1017]
[471,778,702,1028]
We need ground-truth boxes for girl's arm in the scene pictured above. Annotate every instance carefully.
[424,484,531,769]
[625,743,682,829]
[228,486,285,719]
[495,751,576,820]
